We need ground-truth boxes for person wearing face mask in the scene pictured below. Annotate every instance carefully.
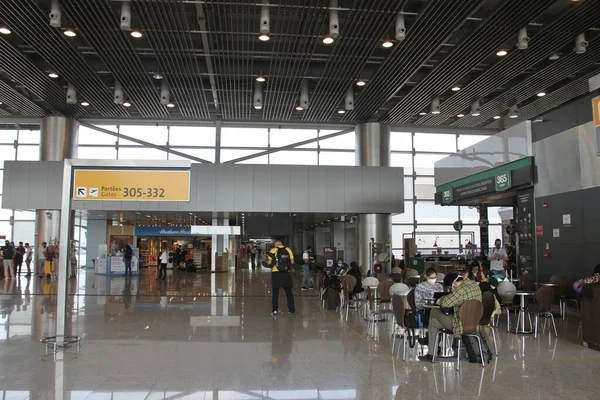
[488,238,508,278]
[331,258,349,276]
[414,268,444,311]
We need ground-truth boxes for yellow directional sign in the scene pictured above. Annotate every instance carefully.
[73,169,191,201]
[594,96,600,127]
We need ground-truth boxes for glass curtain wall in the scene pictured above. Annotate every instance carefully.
[2,123,497,263]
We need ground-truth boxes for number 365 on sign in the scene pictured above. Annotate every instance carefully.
[73,169,190,201]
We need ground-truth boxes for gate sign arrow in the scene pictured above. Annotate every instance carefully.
[76,187,87,197]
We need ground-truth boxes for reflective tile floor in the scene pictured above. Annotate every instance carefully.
[1,265,600,400]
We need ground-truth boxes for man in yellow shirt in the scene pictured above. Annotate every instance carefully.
[265,239,296,315]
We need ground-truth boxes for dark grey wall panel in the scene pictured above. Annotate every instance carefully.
[532,93,596,142]
[2,161,404,214]
[535,186,600,281]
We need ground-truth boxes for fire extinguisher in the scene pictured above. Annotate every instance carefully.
[544,243,551,259]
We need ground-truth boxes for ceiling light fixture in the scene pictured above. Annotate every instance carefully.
[537,91,547,97]
[0,25,11,35]
[451,86,461,92]
[382,38,394,48]
[356,79,366,87]
[457,114,464,118]
[256,74,266,82]
[508,104,518,119]
[496,49,508,57]
[153,72,163,80]
[493,115,501,120]
[548,53,560,61]
[258,33,270,41]
[166,103,175,108]
[48,72,59,78]
[575,33,588,54]
[130,29,143,38]
[337,109,346,114]
[81,101,89,107]
[323,35,334,45]
[123,101,132,107]
[533,117,543,123]
[253,80,263,110]
[295,105,304,111]
[419,112,427,116]
[259,4,270,42]
[63,28,76,37]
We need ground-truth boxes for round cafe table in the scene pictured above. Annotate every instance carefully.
[511,291,536,334]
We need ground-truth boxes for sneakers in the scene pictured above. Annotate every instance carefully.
[271,310,278,316]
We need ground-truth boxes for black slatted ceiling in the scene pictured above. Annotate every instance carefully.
[0,80,46,116]
[382,0,557,124]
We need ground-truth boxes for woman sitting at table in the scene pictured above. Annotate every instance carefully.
[414,268,444,311]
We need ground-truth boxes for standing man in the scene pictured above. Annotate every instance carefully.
[488,238,508,278]
[2,240,15,280]
[24,243,33,277]
[264,238,296,315]
[15,242,25,276]
[251,246,257,269]
[38,241,47,279]
[123,244,133,276]
[158,246,168,281]
[301,246,313,291]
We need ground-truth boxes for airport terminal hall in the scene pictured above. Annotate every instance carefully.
[3,0,600,399]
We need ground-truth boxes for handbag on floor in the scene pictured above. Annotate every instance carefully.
[462,333,493,364]
[43,260,55,276]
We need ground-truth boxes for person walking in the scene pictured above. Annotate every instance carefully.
[123,244,133,276]
[158,247,168,280]
[251,246,257,269]
[2,240,15,280]
[301,246,313,291]
[24,243,33,277]
[15,242,25,276]
[264,238,296,315]
[38,241,47,278]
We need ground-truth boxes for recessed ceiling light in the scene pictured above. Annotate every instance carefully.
[337,109,346,114]
[496,49,508,57]
[166,103,175,108]
[123,101,132,107]
[64,28,76,37]
[258,33,270,41]
[533,117,543,123]
[537,91,547,97]
[356,79,366,87]
[471,112,480,117]
[509,114,518,119]
[323,35,334,45]
[457,114,464,118]
[130,30,143,38]
[256,75,266,82]
[81,101,89,107]
[254,105,262,109]
[451,86,461,91]
[382,38,394,48]
[431,110,440,115]
[153,72,163,80]
[419,112,427,116]
[0,101,3,105]
[0,25,10,35]
[295,106,304,111]
[48,72,59,78]
[493,115,501,119]
[549,53,560,61]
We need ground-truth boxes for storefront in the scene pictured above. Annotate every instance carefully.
[434,156,536,278]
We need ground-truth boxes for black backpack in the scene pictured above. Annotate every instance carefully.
[462,333,493,364]
[275,247,291,272]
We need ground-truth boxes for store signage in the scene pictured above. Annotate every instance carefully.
[442,189,453,204]
[73,169,190,201]
[135,226,194,237]
[455,178,495,200]
[593,96,600,155]
[495,171,512,192]
[190,226,241,235]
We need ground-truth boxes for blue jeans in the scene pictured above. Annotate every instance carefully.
[302,264,311,288]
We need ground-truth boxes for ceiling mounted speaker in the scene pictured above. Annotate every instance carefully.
[329,0,339,39]
[160,80,170,105]
[517,27,529,50]
[120,1,131,31]
[395,13,406,41]
[49,0,62,28]
[260,5,269,34]
[575,33,588,54]
[299,79,309,109]
[344,87,354,110]
[114,82,124,104]
[253,81,263,109]
[66,83,77,104]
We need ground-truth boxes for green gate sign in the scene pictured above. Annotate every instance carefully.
[442,189,453,204]
[495,171,512,192]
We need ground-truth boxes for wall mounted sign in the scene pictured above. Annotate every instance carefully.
[553,228,560,238]
[562,214,571,227]
[73,169,191,201]
[442,189,454,204]
[135,226,194,237]
[536,225,544,237]
[593,96,600,156]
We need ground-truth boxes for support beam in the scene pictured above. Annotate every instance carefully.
[79,122,212,163]
[215,120,222,164]
[196,3,220,111]
[224,127,354,164]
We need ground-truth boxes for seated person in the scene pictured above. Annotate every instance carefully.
[347,262,364,298]
[330,258,349,275]
[574,265,600,294]
[419,269,482,362]
[414,268,444,311]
